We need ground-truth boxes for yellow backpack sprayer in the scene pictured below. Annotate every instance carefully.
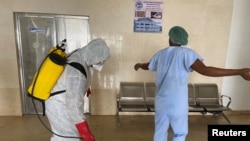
[27,39,67,101]
[27,39,86,139]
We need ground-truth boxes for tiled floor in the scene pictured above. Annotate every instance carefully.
[0,112,250,141]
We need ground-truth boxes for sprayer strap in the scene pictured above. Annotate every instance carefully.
[68,62,87,78]
[50,90,66,97]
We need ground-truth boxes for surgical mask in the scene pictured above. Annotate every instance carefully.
[92,64,103,72]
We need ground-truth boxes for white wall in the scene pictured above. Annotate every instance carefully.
[222,0,250,110]
[0,0,235,115]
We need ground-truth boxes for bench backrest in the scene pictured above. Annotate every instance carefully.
[193,83,220,106]
[188,83,196,106]
[144,82,156,98]
[120,82,145,97]
[119,82,146,105]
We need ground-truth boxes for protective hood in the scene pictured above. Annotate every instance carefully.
[78,38,110,66]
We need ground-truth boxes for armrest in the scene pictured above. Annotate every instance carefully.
[220,95,231,108]
[116,95,120,101]
[116,94,121,109]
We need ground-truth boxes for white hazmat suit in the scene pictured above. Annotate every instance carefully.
[45,38,110,141]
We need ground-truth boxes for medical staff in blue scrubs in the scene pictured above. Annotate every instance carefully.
[134,26,250,141]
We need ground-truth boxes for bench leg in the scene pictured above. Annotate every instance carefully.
[116,99,121,127]
[116,111,121,127]
[222,112,231,124]
[116,105,121,127]
[211,112,231,124]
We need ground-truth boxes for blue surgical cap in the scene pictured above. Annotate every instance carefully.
[168,26,188,45]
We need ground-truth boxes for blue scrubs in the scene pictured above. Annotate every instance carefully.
[148,46,203,141]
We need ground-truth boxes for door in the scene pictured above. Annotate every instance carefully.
[14,12,90,114]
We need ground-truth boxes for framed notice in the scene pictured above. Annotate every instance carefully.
[134,0,163,33]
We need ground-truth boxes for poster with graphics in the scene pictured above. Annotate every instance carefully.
[134,0,163,33]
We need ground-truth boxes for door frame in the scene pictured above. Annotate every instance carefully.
[14,12,90,114]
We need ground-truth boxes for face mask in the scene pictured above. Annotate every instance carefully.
[92,64,103,72]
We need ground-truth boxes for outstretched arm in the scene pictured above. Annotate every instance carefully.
[134,63,150,71]
[191,59,250,80]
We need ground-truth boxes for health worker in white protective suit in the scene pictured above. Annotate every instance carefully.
[45,38,110,141]
[134,26,250,141]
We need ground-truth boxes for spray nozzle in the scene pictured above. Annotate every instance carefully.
[56,39,67,51]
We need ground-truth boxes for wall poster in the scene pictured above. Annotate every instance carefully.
[134,0,163,33]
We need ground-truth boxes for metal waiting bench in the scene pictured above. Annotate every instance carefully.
[116,82,232,126]
[116,82,156,126]
[189,83,232,124]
